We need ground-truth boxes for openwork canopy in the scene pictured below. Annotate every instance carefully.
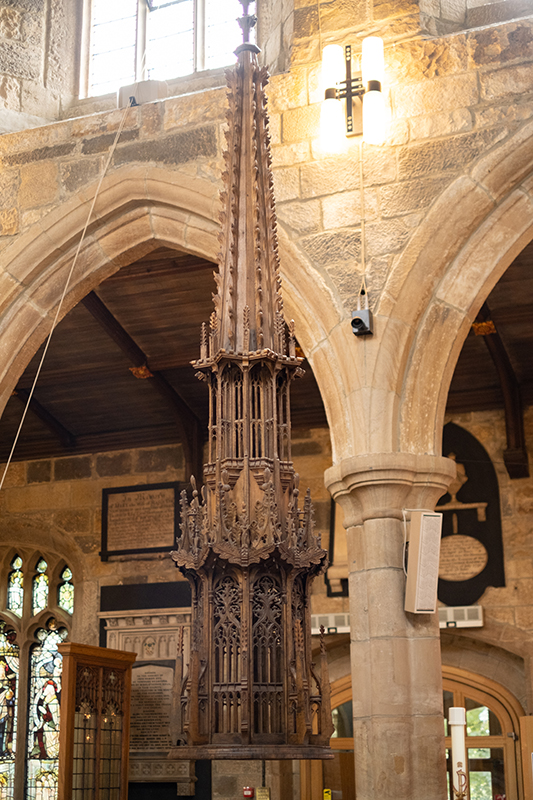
[170,4,333,761]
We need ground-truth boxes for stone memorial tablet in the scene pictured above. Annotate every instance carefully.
[101,482,181,560]
[439,534,488,582]
[130,662,174,752]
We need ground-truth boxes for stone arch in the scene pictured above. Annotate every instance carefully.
[379,120,533,457]
[0,165,347,459]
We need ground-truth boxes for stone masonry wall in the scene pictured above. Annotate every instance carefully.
[442,405,533,710]
[0,0,81,132]
[0,426,337,646]
[1,14,532,325]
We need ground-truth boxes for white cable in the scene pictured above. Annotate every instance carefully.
[0,98,136,492]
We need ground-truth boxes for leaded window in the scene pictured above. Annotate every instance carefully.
[58,568,74,615]
[87,0,250,97]
[0,551,73,800]
[26,623,67,800]
[6,558,23,619]
[32,560,49,617]
[0,622,18,800]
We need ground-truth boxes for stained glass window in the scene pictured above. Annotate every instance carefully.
[32,560,49,617]
[0,622,18,800]
[7,557,23,618]
[26,622,68,800]
[58,568,74,615]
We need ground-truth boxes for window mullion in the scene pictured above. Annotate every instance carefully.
[13,640,30,800]
[136,0,148,82]
[195,0,206,73]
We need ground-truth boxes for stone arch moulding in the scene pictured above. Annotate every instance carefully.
[0,166,345,442]
[381,120,533,457]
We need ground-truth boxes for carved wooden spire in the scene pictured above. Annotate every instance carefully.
[212,42,284,356]
[169,4,333,761]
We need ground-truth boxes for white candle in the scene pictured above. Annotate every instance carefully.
[449,707,469,799]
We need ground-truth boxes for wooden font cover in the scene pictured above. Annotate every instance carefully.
[169,2,333,761]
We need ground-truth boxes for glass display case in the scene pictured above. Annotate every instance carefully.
[57,643,136,800]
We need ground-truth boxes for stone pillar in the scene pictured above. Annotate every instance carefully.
[325,453,456,800]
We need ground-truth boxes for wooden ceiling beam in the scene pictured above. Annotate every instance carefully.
[474,303,529,478]
[81,291,204,480]
[14,388,77,450]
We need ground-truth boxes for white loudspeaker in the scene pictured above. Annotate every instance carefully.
[404,510,443,614]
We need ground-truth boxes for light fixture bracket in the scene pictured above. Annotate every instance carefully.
[333,46,364,136]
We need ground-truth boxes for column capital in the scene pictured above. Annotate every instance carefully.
[325,452,456,527]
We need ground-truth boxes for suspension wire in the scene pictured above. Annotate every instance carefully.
[358,137,369,308]
[0,97,137,492]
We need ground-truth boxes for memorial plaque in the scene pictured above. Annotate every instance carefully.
[130,662,174,752]
[101,482,182,560]
[439,535,488,582]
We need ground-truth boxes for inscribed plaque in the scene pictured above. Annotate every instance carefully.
[101,482,181,559]
[439,535,488,582]
[130,663,174,752]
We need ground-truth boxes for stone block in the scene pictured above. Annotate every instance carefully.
[392,73,478,120]
[365,218,411,257]
[19,160,58,210]
[318,0,368,32]
[268,66,308,113]
[374,0,420,21]
[480,63,533,101]
[474,101,533,128]
[27,460,51,483]
[281,103,320,143]
[135,445,184,474]
[271,140,310,168]
[5,482,71,512]
[0,208,18,235]
[379,176,453,218]
[363,147,397,186]
[321,188,378,229]
[442,0,466,23]
[398,127,507,180]
[468,22,533,69]
[0,74,20,110]
[140,101,163,138]
[389,36,469,87]
[54,508,91,534]
[0,40,39,81]
[81,129,139,156]
[163,87,225,131]
[0,7,23,40]
[272,165,300,201]
[301,156,360,199]
[277,197,321,234]
[293,5,318,38]
[60,157,101,194]
[2,141,75,167]
[409,108,473,140]
[54,456,92,481]
[111,128,217,167]
[96,452,133,477]
[0,460,24,488]
[300,228,361,268]
[467,0,531,28]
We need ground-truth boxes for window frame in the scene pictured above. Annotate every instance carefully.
[80,0,240,99]
[0,549,73,800]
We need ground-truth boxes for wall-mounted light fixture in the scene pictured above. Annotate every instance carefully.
[320,38,386,148]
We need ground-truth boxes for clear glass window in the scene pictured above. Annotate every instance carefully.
[88,0,254,96]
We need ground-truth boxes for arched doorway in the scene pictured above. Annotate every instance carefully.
[443,666,523,800]
[308,669,524,800]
